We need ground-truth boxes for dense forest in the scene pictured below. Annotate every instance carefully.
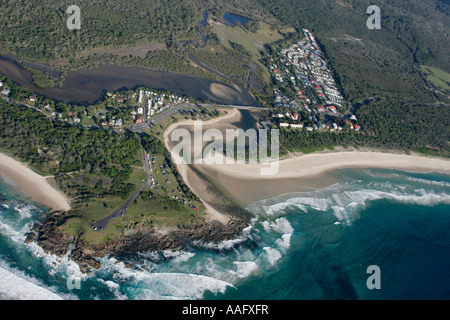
[0,0,448,158]
[0,99,142,201]
[2,0,448,103]
[279,99,450,157]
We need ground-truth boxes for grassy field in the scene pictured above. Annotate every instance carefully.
[421,66,450,91]
[211,21,294,59]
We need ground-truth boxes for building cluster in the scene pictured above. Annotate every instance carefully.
[138,89,190,122]
[273,110,361,132]
[268,29,344,111]
[266,29,363,133]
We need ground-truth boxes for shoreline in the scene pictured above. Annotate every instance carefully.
[200,151,450,205]
[0,153,71,212]
[164,108,242,224]
[164,110,450,207]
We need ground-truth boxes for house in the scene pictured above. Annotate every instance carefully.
[291,112,299,120]
[74,117,81,123]
[136,115,144,124]
[279,122,290,128]
[1,89,10,96]
[137,107,144,114]
[101,120,108,126]
[318,106,325,112]
[0,81,3,87]
[29,95,36,102]
[290,123,303,129]
[67,111,74,117]
[328,106,337,113]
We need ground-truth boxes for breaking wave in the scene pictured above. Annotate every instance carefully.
[249,170,450,225]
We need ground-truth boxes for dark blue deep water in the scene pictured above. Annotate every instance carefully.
[0,168,449,300]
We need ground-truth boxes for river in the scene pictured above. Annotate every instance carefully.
[0,54,258,106]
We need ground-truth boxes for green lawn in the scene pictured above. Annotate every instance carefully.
[211,21,292,59]
[421,66,450,91]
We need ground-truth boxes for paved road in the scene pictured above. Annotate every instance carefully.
[92,143,150,231]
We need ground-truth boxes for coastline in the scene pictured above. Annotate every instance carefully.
[0,153,71,212]
[164,110,450,207]
[200,151,450,205]
[164,108,243,224]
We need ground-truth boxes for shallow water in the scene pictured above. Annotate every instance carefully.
[0,55,258,106]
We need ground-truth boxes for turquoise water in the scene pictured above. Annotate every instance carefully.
[0,168,449,300]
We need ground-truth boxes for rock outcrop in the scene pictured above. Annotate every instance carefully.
[27,210,250,273]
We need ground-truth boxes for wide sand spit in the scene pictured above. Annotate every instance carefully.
[164,109,450,212]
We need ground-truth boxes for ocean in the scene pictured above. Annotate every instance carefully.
[0,168,449,300]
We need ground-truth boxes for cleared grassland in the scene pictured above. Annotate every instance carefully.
[421,66,450,91]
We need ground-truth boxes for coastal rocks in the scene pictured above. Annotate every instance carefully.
[28,210,250,273]
[173,219,248,244]
[0,197,13,210]
[112,228,183,253]
[69,245,103,272]
[30,210,74,257]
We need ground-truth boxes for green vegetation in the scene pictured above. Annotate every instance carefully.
[278,100,450,157]
[0,97,207,244]
[0,0,200,61]
[421,65,450,100]
[0,0,449,246]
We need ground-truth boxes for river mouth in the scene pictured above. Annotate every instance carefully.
[0,55,259,106]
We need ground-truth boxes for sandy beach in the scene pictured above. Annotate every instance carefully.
[0,153,71,211]
[164,109,242,223]
[164,110,450,207]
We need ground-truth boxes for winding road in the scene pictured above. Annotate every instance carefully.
[92,143,150,231]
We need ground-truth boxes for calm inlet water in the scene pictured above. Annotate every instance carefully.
[0,55,258,106]
[222,13,250,26]
[0,168,449,300]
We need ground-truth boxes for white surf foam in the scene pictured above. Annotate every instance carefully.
[0,266,63,300]
[262,247,282,267]
[406,176,450,187]
[253,178,450,226]
[99,257,235,300]
[232,261,259,278]
[261,217,294,234]
[275,233,292,253]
